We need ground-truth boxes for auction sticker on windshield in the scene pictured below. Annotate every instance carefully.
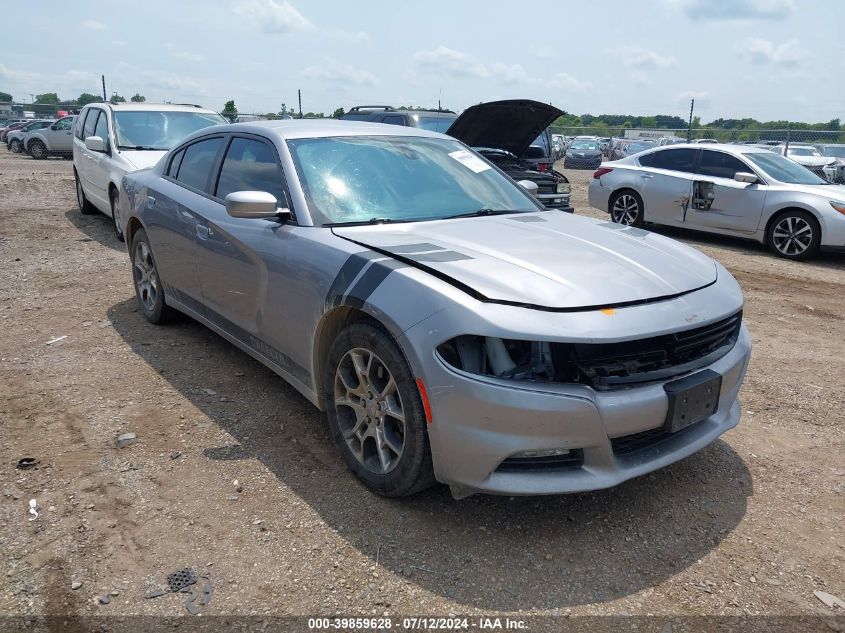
[448,149,490,173]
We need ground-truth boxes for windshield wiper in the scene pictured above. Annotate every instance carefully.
[441,208,523,220]
[118,145,167,151]
[324,217,404,227]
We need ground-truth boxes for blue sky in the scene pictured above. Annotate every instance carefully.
[2,0,843,122]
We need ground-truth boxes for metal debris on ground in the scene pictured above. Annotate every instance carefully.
[16,457,38,470]
[115,433,137,449]
[185,576,213,615]
[814,590,845,609]
[166,568,198,593]
[27,499,38,521]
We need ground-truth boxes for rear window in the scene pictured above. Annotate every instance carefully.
[639,147,697,173]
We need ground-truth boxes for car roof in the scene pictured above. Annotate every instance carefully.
[85,102,219,114]
[191,119,449,142]
[636,143,775,158]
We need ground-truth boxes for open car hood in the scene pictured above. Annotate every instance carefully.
[332,213,717,311]
[446,99,564,157]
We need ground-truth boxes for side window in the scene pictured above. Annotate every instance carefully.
[175,137,224,193]
[647,148,698,173]
[696,150,750,180]
[382,115,406,126]
[56,117,74,131]
[83,110,99,139]
[167,148,186,178]
[93,112,109,146]
[215,137,286,203]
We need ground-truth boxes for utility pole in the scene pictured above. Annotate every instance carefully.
[102,75,107,102]
[686,98,695,143]
[298,89,302,118]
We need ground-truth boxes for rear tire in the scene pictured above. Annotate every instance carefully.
[609,189,645,227]
[75,171,97,215]
[9,138,22,153]
[324,321,435,497]
[29,139,47,159]
[130,228,177,324]
[766,210,820,260]
[110,188,125,242]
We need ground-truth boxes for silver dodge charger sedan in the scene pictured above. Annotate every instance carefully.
[588,143,845,260]
[117,120,751,498]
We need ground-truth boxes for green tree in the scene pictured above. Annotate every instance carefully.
[130,93,146,102]
[222,99,238,121]
[332,107,345,119]
[111,93,126,103]
[77,93,102,106]
[0,91,12,102]
[35,92,60,104]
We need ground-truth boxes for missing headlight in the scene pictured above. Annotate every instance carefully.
[436,336,555,381]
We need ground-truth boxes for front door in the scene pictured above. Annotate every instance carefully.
[686,149,767,233]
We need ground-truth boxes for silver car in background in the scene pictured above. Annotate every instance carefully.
[590,143,845,259]
[120,120,751,498]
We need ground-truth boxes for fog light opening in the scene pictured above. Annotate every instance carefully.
[510,448,572,459]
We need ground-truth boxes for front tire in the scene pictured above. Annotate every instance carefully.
[767,210,820,260]
[610,189,645,227]
[130,228,177,324]
[29,139,47,159]
[324,321,435,497]
[75,171,97,215]
[110,188,125,242]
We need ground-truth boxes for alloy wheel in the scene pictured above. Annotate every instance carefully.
[111,191,123,238]
[611,194,640,225]
[133,241,159,313]
[334,347,405,474]
[772,216,813,257]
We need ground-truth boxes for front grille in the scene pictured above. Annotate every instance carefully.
[552,312,742,389]
[495,450,584,473]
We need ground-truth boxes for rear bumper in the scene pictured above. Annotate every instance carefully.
[413,323,751,496]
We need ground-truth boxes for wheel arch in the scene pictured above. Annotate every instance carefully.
[312,306,402,412]
[763,205,823,240]
[607,186,643,213]
[125,216,145,251]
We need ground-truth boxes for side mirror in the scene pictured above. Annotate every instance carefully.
[225,191,290,220]
[50,123,59,130]
[85,136,106,152]
[734,172,758,184]
[517,179,539,196]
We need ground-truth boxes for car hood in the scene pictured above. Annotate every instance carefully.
[789,155,835,167]
[332,213,717,310]
[446,100,563,157]
[120,150,168,171]
[784,183,845,199]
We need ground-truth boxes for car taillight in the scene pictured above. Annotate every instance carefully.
[593,167,613,179]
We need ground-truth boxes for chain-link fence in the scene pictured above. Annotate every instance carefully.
[549,126,845,183]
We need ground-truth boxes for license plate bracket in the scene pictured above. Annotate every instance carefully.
[664,369,722,433]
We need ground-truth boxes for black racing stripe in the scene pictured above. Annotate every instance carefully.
[325,251,384,308]
[510,215,547,223]
[406,251,472,262]
[383,242,445,254]
[345,259,408,309]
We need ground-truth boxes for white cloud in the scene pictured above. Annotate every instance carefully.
[411,45,592,92]
[82,19,107,30]
[412,46,490,78]
[546,72,594,93]
[232,0,312,33]
[301,61,378,86]
[737,37,809,65]
[671,0,794,20]
[0,64,98,99]
[612,46,678,69]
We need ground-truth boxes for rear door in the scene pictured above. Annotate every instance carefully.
[77,108,101,195]
[637,147,699,225]
[147,136,226,306]
[686,149,767,234]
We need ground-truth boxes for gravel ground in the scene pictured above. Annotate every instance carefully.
[0,149,843,622]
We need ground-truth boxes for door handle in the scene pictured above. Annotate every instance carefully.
[640,174,654,179]
[196,225,211,240]
[147,196,156,207]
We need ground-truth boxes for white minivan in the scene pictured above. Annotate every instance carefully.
[73,102,226,240]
